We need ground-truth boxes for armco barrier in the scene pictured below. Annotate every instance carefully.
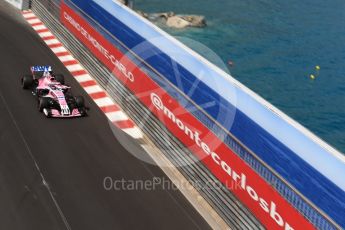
[31,0,343,229]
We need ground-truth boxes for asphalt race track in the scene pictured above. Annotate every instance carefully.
[0,2,210,230]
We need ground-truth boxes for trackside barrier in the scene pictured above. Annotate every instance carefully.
[30,0,343,229]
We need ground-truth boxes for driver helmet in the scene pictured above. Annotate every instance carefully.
[43,71,55,80]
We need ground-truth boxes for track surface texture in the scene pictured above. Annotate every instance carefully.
[0,2,211,230]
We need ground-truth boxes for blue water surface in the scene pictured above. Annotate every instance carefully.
[134,0,345,154]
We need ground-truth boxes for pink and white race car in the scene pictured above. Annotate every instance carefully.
[21,66,87,118]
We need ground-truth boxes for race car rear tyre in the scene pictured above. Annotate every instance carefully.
[75,96,85,108]
[55,74,65,85]
[38,97,50,112]
[22,75,33,89]
[43,108,52,118]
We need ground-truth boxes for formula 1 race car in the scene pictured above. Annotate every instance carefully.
[21,66,87,118]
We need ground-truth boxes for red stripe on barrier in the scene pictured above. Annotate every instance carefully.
[48,43,63,49]
[114,120,135,129]
[43,35,56,41]
[56,51,70,57]
[54,51,68,56]
[30,22,43,27]
[100,105,121,113]
[89,91,107,100]
[80,80,97,87]
[25,16,37,20]
[35,28,49,33]
[62,60,79,66]
[71,69,87,76]
[22,11,32,15]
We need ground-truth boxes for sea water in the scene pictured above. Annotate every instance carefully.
[134,0,345,154]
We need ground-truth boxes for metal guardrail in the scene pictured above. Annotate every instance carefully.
[30,0,341,229]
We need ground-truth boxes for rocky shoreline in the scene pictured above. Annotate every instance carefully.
[138,12,206,29]
[117,0,206,29]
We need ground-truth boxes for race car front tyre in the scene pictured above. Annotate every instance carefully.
[38,97,50,112]
[43,108,52,118]
[22,75,33,89]
[75,96,85,108]
[78,108,87,117]
[55,74,65,85]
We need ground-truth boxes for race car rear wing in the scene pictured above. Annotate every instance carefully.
[31,65,52,72]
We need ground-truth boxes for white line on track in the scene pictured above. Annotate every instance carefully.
[65,64,83,72]
[74,74,93,83]
[39,31,53,38]
[123,127,144,139]
[32,24,46,31]
[44,39,60,45]
[58,55,75,62]
[27,18,41,24]
[93,97,114,107]
[51,46,67,54]
[23,12,35,19]
[83,85,103,94]
[105,111,129,122]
